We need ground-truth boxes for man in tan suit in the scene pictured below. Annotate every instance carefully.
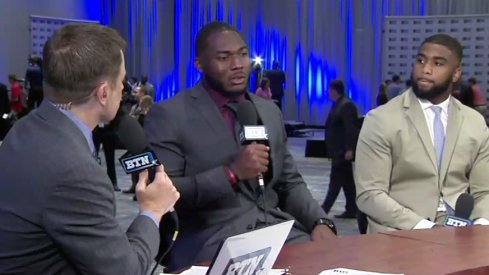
[355,34,489,233]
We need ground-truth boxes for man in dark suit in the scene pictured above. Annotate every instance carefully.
[25,55,44,110]
[322,79,359,219]
[0,82,11,140]
[264,60,286,110]
[0,24,179,274]
[93,106,125,191]
[144,21,336,272]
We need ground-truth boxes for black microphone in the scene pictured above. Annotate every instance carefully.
[117,115,160,178]
[444,193,474,227]
[236,101,269,191]
[236,101,270,226]
[116,115,179,274]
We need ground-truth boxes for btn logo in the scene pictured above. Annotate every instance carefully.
[119,151,158,174]
[444,216,472,227]
[222,247,271,275]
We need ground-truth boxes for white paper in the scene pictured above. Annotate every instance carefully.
[160,266,286,275]
[208,220,294,275]
[319,268,403,275]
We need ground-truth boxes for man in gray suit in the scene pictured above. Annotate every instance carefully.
[355,34,489,233]
[0,24,179,274]
[145,21,336,271]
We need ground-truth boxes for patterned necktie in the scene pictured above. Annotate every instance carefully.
[430,106,445,170]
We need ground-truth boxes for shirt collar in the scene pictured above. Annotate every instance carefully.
[418,95,450,114]
[203,80,246,108]
[48,100,95,154]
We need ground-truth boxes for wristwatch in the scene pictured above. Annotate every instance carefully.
[314,218,337,235]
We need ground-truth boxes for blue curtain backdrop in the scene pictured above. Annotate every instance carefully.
[99,0,489,125]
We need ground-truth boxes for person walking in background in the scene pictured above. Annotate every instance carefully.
[92,106,124,192]
[386,74,404,100]
[24,55,44,110]
[255,77,272,100]
[0,82,11,140]
[468,78,487,119]
[376,82,388,106]
[124,94,155,196]
[8,75,23,116]
[265,60,286,109]
[140,75,155,100]
[458,82,475,108]
[322,79,359,219]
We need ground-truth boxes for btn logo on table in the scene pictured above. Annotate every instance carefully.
[222,247,271,275]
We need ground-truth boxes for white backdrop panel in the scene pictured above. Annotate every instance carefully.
[30,15,99,57]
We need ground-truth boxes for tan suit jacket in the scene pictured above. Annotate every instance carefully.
[355,89,489,233]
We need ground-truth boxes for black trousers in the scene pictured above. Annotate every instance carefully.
[322,158,357,214]
[93,127,118,187]
[28,87,43,110]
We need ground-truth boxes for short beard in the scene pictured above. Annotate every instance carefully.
[203,73,247,98]
[411,75,452,101]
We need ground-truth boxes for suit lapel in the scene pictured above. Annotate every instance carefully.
[439,99,463,185]
[189,83,237,146]
[404,90,438,172]
[189,85,257,200]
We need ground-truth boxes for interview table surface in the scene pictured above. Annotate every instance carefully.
[273,226,489,275]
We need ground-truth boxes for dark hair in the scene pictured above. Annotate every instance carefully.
[140,75,148,85]
[392,75,400,82]
[421,34,463,63]
[259,77,270,89]
[43,23,126,104]
[28,55,42,67]
[195,21,244,57]
[468,78,477,85]
[329,79,345,96]
[8,74,17,82]
[272,60,280,69]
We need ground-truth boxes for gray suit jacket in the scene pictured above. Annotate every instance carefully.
[355,89,489,233]
[145,83,326,271]
[0,102,159,274]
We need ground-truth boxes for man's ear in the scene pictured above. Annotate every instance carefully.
[195,57,203,72]
[95,82,109,105]
[452,66,462,83]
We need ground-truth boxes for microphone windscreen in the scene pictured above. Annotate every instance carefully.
[116,115,149,154]
[454,193,474,220]
[236,101,258,126]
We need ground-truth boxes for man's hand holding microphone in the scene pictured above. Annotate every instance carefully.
[136,165,179,223]
[230,144,270,180]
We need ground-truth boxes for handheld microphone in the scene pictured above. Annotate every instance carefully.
[236,101,269,225]
[444,193,474,227]
[117,115,160,177]
[116,115,179,274]
[236,101,269,191]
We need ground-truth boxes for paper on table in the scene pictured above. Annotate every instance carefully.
[319,268,404,275]
[160,266,287,275]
